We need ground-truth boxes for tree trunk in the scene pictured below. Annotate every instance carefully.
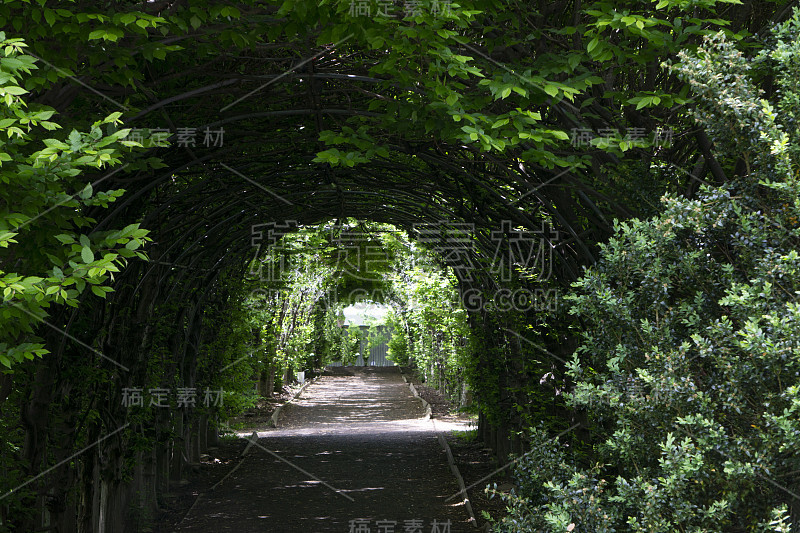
[266,365,276,397]
[207,415,219,448]
[170,413,185,485]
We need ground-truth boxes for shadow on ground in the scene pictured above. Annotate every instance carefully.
[173,367,475,532]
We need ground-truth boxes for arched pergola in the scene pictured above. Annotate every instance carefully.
[4,1,791,530]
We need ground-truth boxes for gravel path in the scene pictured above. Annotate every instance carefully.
[175,367,475,532]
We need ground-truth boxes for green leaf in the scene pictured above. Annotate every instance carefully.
[79,183,93,199]
[1,86,27,95]
[104,111,123,124]
[81,246,94,264]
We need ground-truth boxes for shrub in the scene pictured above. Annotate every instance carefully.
[493,14,800,532]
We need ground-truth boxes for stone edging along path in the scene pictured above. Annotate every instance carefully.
[270,375,320,427]
[399,369,479,530]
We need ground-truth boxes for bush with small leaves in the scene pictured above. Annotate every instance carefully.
[493,11,800,532]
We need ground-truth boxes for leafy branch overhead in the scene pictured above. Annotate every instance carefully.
[0,34,150,369]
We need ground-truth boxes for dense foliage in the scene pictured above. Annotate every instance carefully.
[385,239,472,403]
[0,0,798,531]
[0,33,150,370]
[493,14,800,531]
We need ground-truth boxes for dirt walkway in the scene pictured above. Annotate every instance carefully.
[175,367,475,532]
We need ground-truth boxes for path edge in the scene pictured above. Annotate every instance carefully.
[437,432,481,530]
[399,368,480,530]
[270,375,320,428]
[399,368,432,420]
